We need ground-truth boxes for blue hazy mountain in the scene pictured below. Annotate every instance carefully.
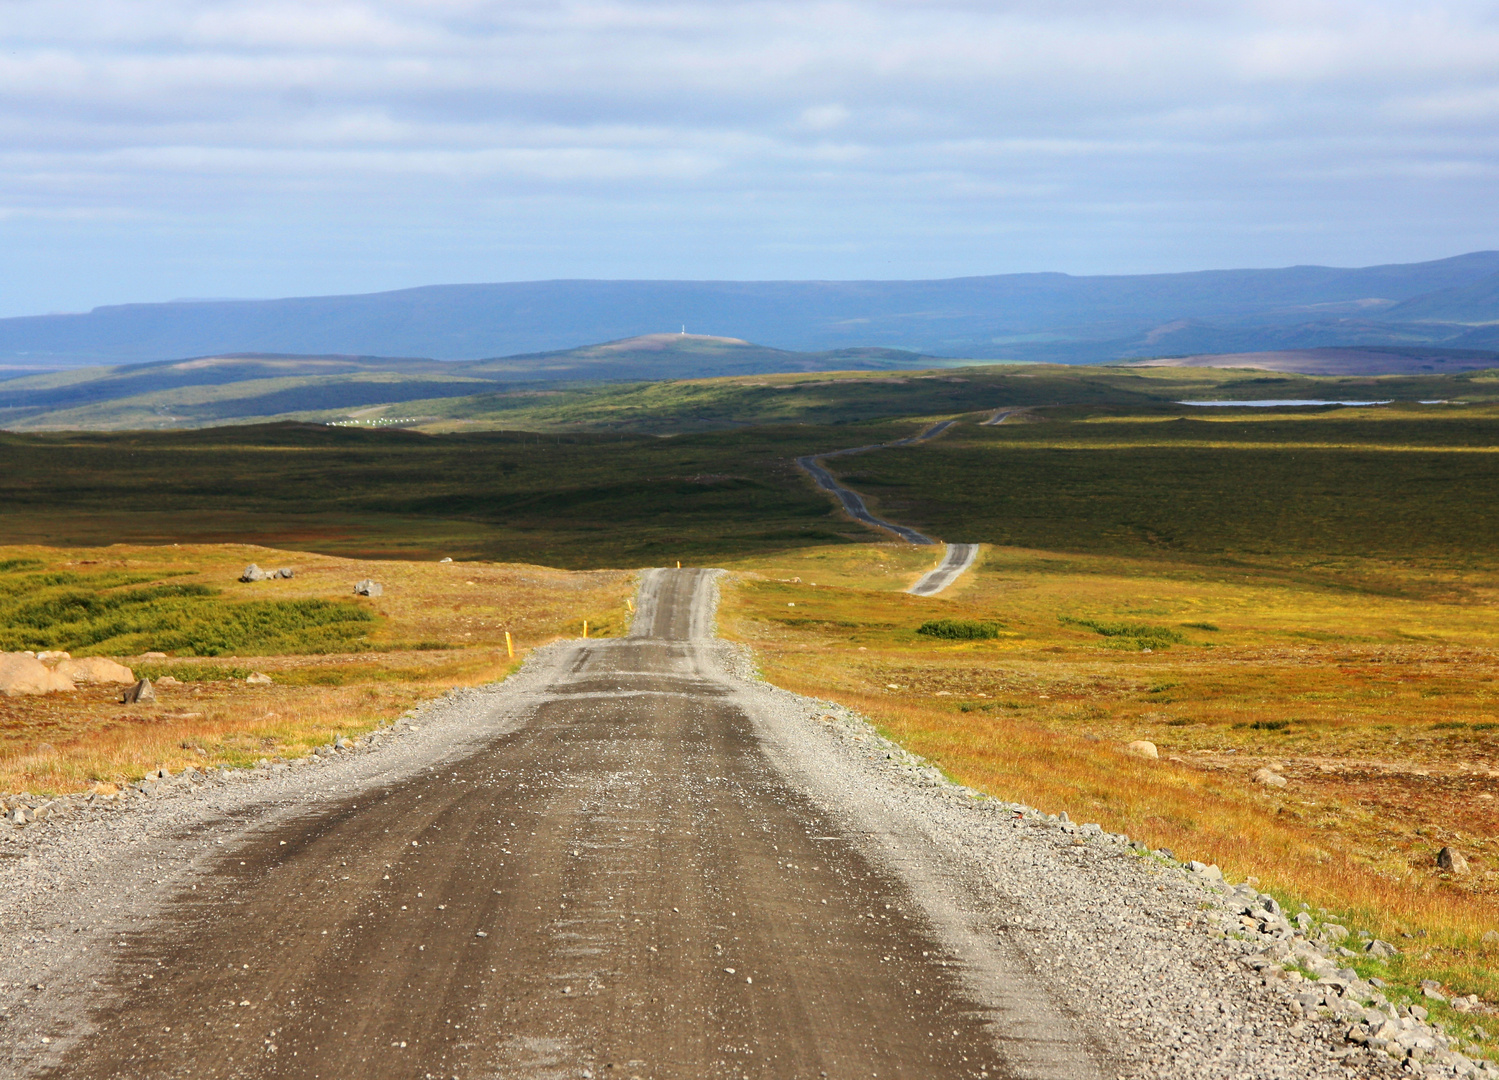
[4,252,1499,369]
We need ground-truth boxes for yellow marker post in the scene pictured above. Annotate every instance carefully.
[505,631,513,658]
[583,620,589,639]
[676,560,681,569]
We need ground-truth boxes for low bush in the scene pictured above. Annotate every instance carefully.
[0,565,376,656]
[916,618,1006,640]
[1060,616,1185,649]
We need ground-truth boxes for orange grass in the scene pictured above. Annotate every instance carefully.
[0,543,634,793]
[719,542,1499,1022]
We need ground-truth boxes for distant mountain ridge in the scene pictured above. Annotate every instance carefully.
[4,252,1499,369]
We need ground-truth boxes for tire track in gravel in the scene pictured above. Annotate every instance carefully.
[40,570,1100,1080]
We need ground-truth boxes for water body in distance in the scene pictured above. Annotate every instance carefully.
[1177,399,1394,407]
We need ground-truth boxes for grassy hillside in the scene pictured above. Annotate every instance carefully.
[4,388,1499,570]
[0,335,965,431]
[0,422,919,567]
[818,406,1499,566]
[314,364,1499,434]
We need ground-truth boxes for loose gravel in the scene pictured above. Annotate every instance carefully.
[0,577,1484,1079]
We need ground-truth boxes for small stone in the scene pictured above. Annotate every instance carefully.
[1253,767,1288,788]
[120,678,156,704]
[439,557,453,563]
[1323,924,1350,943]
[143,651,168,659]
[354,579,383,597]
[245,672,273,686]
[1364,939,1399,959]
[1124,740,1158,760]
[273,568,294,579]
[1483,930,1499,945]
[1438,846,1470,875]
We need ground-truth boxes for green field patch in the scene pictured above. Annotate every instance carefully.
[916,618,1007,640]
[134,661,256,682]
[1060,616,1186,649]
[0,562,377,656]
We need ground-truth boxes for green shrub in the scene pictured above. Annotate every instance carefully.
[134,662,255,682]
[917,618,1006,640]
[0,565,376,656]
[1060,616,1186,649]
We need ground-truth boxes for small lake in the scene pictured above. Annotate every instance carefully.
[1176,399,1393,407]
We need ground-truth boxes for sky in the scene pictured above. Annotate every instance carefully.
[2,0,1498,317]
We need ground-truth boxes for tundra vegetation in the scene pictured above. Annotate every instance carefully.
[1,366,1497,1052]
[0,545,631,793]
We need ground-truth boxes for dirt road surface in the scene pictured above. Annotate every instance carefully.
[38,570,1098,1080]
[795,421,958,547]
[908,544,980,597]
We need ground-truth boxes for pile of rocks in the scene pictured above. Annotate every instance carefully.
[239,564,293,582]
[986,796,1496,1076]
[1206,871,1494,1074]
[1,791,89,827]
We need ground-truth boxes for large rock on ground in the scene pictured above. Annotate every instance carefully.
[240,564,268,582]
[1437,846,1470,875]
[1253,767,1288,788]
[354,579,383,597]
[1124,740,1159,760]
[0,653,75,696]
[54,657,136,685]
[121,678,156,704]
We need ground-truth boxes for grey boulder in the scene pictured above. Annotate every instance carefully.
[121,678,157,704]
[1437,846,1470,875]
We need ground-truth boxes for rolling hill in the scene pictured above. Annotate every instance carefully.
[4,252,1499,370]
[4,333,1497,433]
[0,334,965,430]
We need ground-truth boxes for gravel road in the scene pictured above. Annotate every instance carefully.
[794,422,956,547]
[0,570,1412,1080]
[796,420,980,596]
[908,543,980,597]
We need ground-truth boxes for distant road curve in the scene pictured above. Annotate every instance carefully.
[794,422,953,545]
[908,542,980,596]
[795,420,978,595]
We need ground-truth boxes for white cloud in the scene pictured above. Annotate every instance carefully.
[0,0,1494,313]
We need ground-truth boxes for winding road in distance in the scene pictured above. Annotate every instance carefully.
[795,421,978,595]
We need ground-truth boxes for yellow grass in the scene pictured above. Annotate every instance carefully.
[718,542,1499,1038]
[0,543,633,793]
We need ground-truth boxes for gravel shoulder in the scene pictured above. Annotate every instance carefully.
[0,570,1466,1079]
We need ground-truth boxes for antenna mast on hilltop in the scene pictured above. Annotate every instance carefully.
[681,324,686,335]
